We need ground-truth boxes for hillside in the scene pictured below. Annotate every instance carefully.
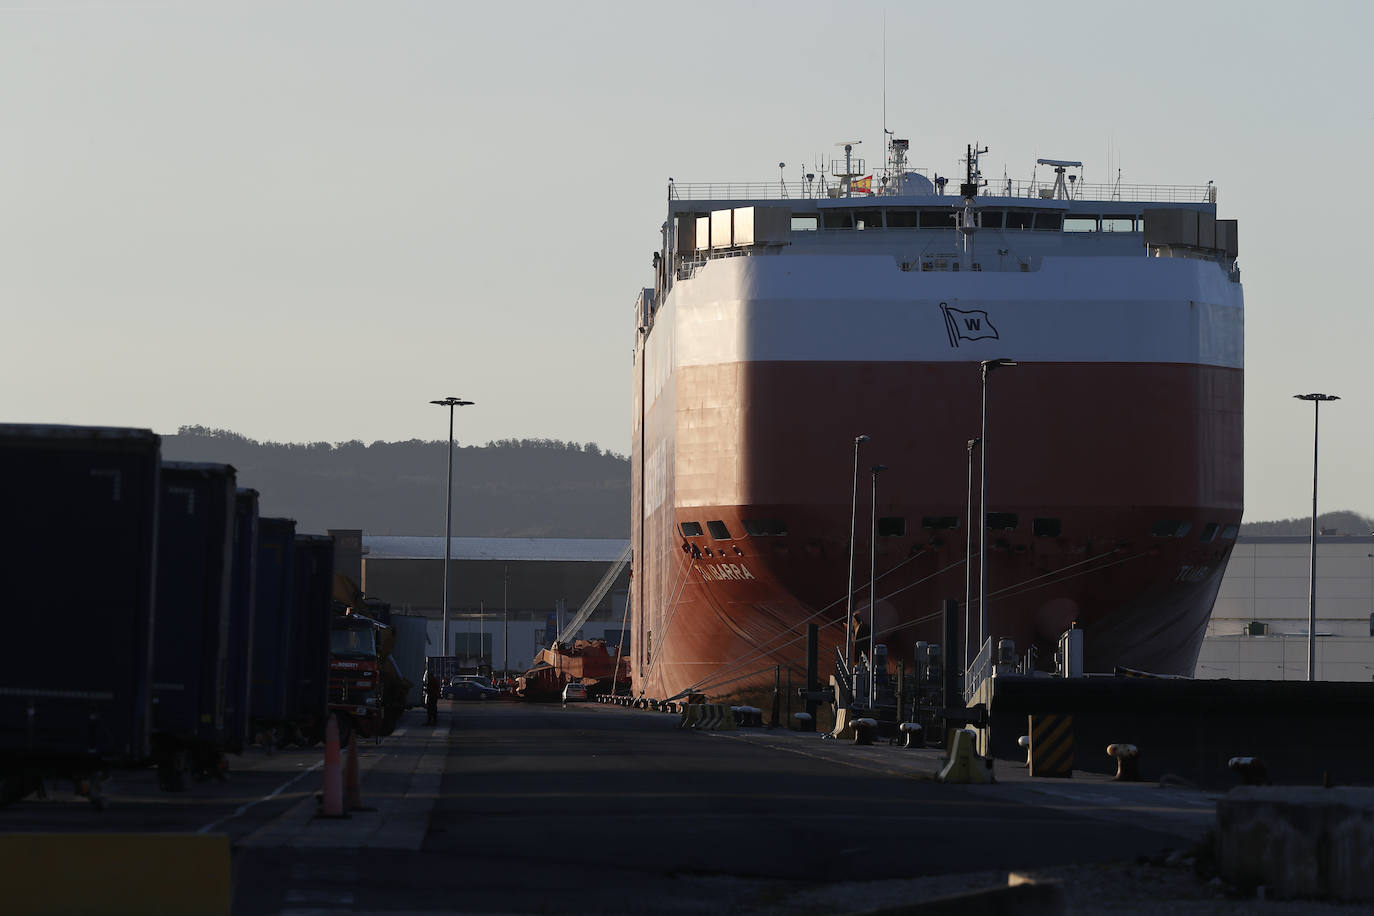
[1240,511,1374,538]
[161,427,630,537]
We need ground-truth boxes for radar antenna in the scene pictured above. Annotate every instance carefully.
[833,140,865,198]
[1036,158,1083,200]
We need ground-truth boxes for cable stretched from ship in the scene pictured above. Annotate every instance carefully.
[677,553,968,697]
[656,545,946,694]
[681,546,1146,698]
[644,551,701,678]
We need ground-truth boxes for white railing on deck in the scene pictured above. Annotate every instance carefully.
[670,179,1215,205]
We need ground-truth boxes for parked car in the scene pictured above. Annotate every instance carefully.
[561,681,588,703]
[443,676,501,701]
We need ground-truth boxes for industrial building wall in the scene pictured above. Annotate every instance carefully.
[1198,536,1374,680]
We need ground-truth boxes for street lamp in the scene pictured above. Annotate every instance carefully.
[431,396,474,657]
[845,434,870,672]
[965,437,980,674]
[1294,392,1338,682]
[978,359,1017,656]
[868,463,887,710]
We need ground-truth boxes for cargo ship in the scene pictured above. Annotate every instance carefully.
[629,138,1243,701]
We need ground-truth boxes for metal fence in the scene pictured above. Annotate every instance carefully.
[669,179,1215,205]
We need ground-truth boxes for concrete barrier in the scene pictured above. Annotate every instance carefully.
[3,833,232,915]
[1217,787,1374,901]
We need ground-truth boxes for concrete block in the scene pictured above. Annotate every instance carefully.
[1216,787,1374,901]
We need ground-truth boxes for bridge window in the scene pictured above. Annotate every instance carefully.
[1102,215,1137,232]
[1064,216,1098,233]
[1034,212,1063,231]
[886,210,918,228]
[1006,211,1034,230]
[1032,518,1062,537]
[919,209,956,228]
[706,520,733,540]
[1150,520,1192,538]
[985,512,1018,531]
[878,517,907,537]
[679,521,703,537]
[854,209,882,230]
[743,518,787,536]
[791,214,818,231]
[822,210,854,230]
[1198,522,1219,543]
[1220,524,1240,540]
[921,516,960,531]
[979,211,1004,229]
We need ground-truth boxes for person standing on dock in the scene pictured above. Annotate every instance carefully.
[424,671,440,726]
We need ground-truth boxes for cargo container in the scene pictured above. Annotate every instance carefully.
[222,488,259,755]
[391,615,430,707]
[0,424,161,806]
[150,462,236,788]
[292,534,335,740]
[249,517,298,737]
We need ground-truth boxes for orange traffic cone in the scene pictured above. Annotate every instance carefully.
[318,713,346,818]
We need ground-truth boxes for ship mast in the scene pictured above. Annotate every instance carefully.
[958,142,987,269]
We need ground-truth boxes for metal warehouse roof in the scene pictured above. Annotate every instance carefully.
[363,536,629,563]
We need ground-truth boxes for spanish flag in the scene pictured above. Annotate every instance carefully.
[851,175,873,194]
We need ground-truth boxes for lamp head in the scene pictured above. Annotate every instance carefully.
[871,464,888,474]
[855,434,870,445]
[1293,393,1339,402]
[980,358,1018,374]
[430,397,475,408]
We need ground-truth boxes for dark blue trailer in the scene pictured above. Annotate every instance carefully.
[293,534,335,741]
[249,517,297,741]
[222,488,259,754]
[0,425,160,807]
[150,462,236,789]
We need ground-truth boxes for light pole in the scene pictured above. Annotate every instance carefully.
[868,463,887,710]
[965,437,980,674]
[845,434,870,673]
[431,396,474,658]
[503,564,509,677]
[978,359,1016,656]
[1294,392,1338,682]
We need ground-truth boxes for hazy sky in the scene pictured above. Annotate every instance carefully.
[3,0,1371,522]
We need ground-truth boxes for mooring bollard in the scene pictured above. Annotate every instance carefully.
[1229,756,1269,786]
[791,711,813,732]
[1106,743,1140,782]
[898,722,923,749]
[1018,734,1032,768]
[853,717,877,746]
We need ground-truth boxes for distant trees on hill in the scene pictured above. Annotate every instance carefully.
[1241,511,1374,537]
[161,426,629,538]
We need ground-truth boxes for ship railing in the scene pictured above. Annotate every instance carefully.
[964,637,995,703]
[669,179,1216,204]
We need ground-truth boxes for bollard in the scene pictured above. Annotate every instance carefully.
[344,728,364,810]
[1229,756,1269,786]
[898,722,923,749]
[1018,734,1031,767]
[853,717,877,746]
[1107,743,1140,782]
[791,711,813,732]
[318,713,346,818]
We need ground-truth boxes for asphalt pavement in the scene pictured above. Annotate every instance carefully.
[1,701,1224,914]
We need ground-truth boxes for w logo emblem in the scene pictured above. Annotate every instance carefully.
[940,303,999,348]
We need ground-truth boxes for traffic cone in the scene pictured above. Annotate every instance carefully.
[318,713,346,818]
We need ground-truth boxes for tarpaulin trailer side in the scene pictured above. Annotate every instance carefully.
[222,488,259,754]
[250,517,297,726]
[0,424,161,763]
[292,534,334,736]
[151,462,236,753]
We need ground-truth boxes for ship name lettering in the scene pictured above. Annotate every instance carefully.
[697,563,755,582]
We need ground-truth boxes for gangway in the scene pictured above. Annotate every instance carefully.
[554,544,632,645]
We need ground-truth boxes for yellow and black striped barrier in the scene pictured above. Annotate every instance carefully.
[3,833,231,915]
[1028,713,1074,778]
